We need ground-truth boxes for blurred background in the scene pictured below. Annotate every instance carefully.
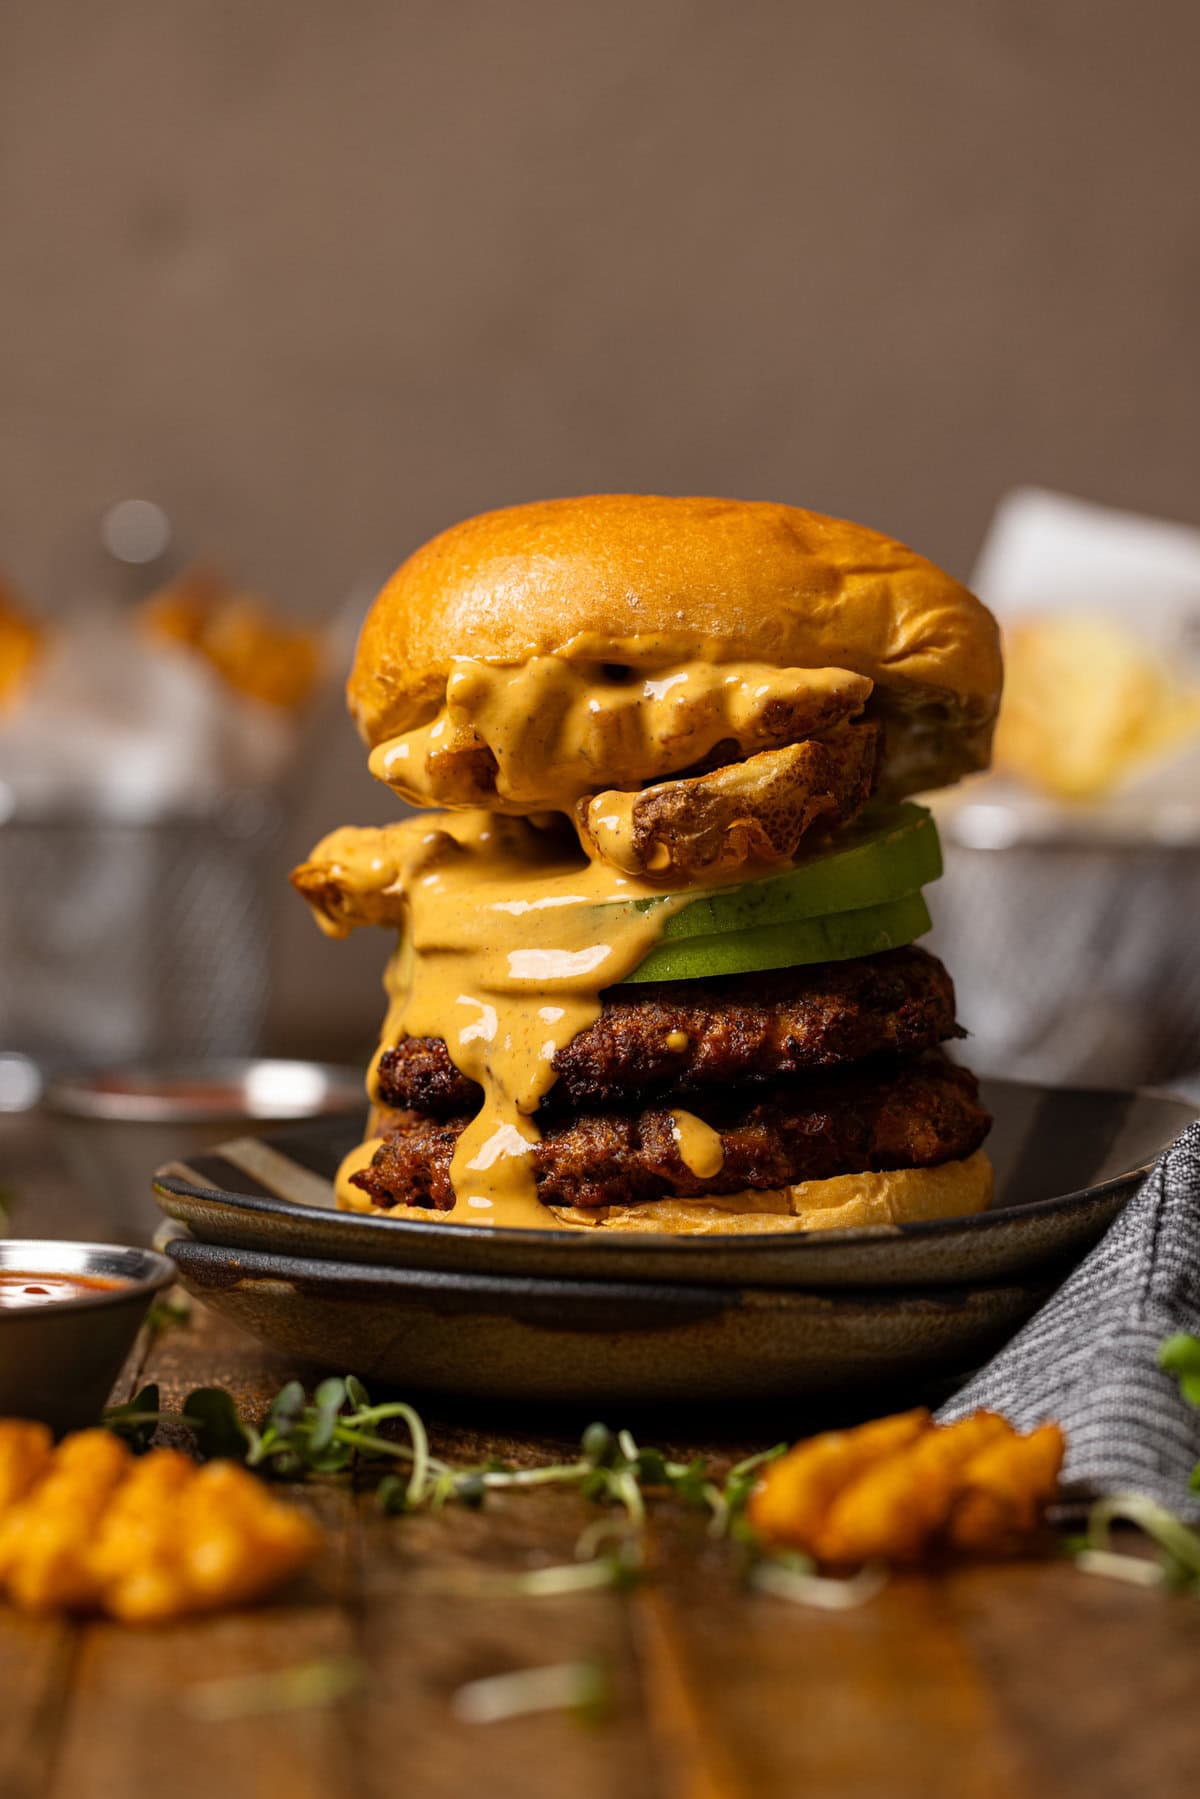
[2,0,1199,1102]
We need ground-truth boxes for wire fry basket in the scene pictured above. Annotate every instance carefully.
[0,795,281,1067]
[928,809,1200,1093]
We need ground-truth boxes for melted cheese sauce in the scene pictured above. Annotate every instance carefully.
[668,1109,726,1179]
[306,812,691,1229]
[369,657,872,814]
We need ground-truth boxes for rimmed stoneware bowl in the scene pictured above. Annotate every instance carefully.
[152,1080,1194,1403]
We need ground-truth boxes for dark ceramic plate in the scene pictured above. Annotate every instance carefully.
[158,1223,1064,1403]
[152,1080,1195,1291]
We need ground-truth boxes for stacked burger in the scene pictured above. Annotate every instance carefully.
[293,495,1002,1235]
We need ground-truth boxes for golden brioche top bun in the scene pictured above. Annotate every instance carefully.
[349,494,1002,792]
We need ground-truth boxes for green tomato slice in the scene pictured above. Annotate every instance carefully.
[627,802,940,943]
[622,890,933,984]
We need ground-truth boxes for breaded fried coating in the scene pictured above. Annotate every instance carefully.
[748,1409,1065,1565]
[747,1411,929,1549]
[0,1428,323,1621]
[0,1429,131,1612]
[947,1423,1066,1555]
[816,1411,1012,1564]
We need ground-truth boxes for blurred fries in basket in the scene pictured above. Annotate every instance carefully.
[994,613,1200,802]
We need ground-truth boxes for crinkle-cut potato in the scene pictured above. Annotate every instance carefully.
[946,1423,1067,1555]
[0,1420,53,1510]
[578,721,879,880]
[748,1410,929,1551]
[141,565,322,712]
[748,1408,1064,1565]
[0,1429,132,1612]
[0,1422,322,1621]
[0,579,44,710]
[994,612,1200,801]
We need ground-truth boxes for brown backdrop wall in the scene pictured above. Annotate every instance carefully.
[2,0,1198,1052]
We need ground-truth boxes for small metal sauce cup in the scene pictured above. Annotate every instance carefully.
[42,1059,365,1241]
[0,1240,174,1435]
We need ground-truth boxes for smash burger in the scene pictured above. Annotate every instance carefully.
[293,495,1002,1235]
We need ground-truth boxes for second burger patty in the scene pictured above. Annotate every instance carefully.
[352,1050,989,1212]
[376,946,962,1116]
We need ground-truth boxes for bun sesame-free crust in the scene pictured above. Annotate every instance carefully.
[349,494,1002,794]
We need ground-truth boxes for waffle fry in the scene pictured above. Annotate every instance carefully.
[0,1425,322,1621]
[748,1409,1064,1564]
[994,613,1200,800]
[0,578,44,710]
[141,566,322,711]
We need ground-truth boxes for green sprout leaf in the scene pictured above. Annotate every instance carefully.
[307,1378,348,1454]
[581,1423,615,1467]
[1159,1334,1200,1380]
[101,1382,162,1453]
[452,1659,611,1727]
[1159,1334,1200,1410]
[182,1387,256,1462]
[267,1380,307,1439]
[184,1656,365,1721]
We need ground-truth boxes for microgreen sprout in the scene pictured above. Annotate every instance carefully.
[748,1552,888,1611]
[419,1537,643,1600]
[183,1656,366,1721]
[1073,1493,1200,1595]
[99,1378,841,1610]
[452,1659,611,1727]
[101,1383,164,1455]
[1159,1333,1200,1461]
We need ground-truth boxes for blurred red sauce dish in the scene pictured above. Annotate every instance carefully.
[0,1273,125,1308]
[89,1077,256,1107]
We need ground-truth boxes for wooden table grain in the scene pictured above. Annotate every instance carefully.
[4,1112,1200,1799]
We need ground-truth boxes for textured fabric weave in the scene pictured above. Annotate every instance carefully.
[939,1121,1200,1519]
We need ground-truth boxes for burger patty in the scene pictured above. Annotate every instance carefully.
[375,946,961,1116]
[352,1050,989,1212]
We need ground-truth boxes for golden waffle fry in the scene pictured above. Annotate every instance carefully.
[750,1408,1064,1565]
[0,1420,54,1511]
[0,1427,323,1621]
[815,1411,1011,1564]
[746,1409,929,1548]
[0,1430,131,1611]
[141,566,322,711]
[994,613,1200,801]
[947,1422,1065,1555]
[0,578,44,710]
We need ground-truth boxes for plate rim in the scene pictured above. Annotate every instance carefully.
[152,1078,1196,1257]
[163,1220,1058,1311]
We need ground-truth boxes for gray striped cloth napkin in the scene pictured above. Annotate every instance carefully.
[938,1121,1200,1521]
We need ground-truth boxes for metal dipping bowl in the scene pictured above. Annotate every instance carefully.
[42,1060,366,1242]
[0,1240,174,1435]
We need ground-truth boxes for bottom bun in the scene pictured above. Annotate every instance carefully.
[335,1137,992,1235]
[551,1151,992,1234]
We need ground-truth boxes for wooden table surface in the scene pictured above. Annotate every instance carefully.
[4,1111,1200,1799]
